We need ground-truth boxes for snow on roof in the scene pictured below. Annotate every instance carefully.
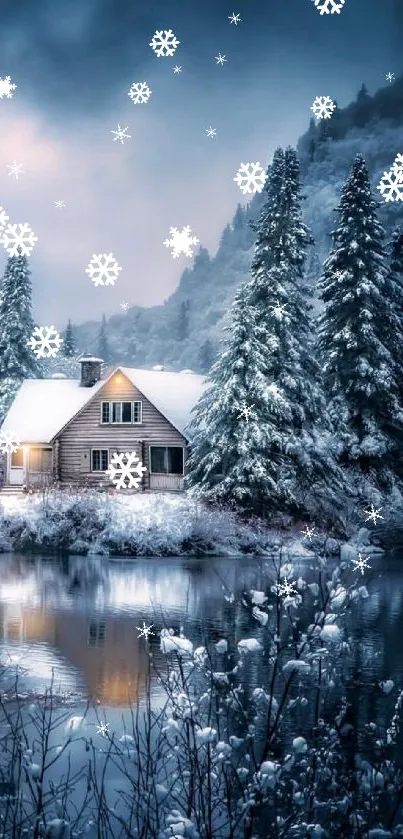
[0,378,106,443]
[0,367,207,444]
[120,367,206,437]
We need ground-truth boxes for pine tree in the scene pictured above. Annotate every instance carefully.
[386,229,403,403]
[317,154,403,476]
[97,314,110,362]
[198,338,215,374]
[186,286,288,514]
[63,319,76,358]
[0,252,41,422]
[178,300,190,342]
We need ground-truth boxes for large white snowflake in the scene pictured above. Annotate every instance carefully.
[311,0,345,13]
[364,504,383,526]
[128,82,152,104]
[0,76,17,98]
[0,207,9,230]
[234,162,267,195]
[164,226,199,258]
[237,401,254,423]
[311,96,336,120]
[149,30,180,57]
[0,431,20,455]
[275,577,298,600]
[27,326,63,358]
[377,169,403,202]
[85,253,122,286]
[351,553,371,576]
[106,451,147,489]
[1,223,38,256]
[392,153,403,183]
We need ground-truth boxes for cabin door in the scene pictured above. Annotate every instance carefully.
[8,447,25,485]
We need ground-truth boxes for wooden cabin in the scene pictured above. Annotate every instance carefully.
[0,358,206,492]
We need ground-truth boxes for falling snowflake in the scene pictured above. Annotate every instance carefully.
[149,29,180,57]
[85,253,122,287]
[6,161,24,179]
[173,65,182,74]
[106,451,147,489]
[311,0,345,14]
[120,301,129,312]
[0,207,9,229]
[215,53,227,65]
[234,162,267,195]
[301,525,317,541]
[111,124,131,144]
[1,223,38,257]
[377,169,403,202]
[54,200,65,209]
[0,431,20,455]
[270,300,288,320]
[332,268,344,281]
[237,401,254,423]
[206,126,217,138]
[228,12,241,24]
[392,153,403,183]
[386,72,395,83]
[275,577,298,599]
[128,82,152,104]
[0,76,17,99]
[137,621,154,641]
[164,226,199,259]
[364,504,384,526]
[96,722,110,737]
[27,326,63,359]
[351,553,371,576]
[310,96,336,120]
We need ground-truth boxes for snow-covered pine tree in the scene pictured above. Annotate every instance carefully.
[317,154,403,478]
[242,146,344,514]
[97,314,110,362]
[63,319,76,358]
[185,285,289,515]
[385,229,403,408]
[0,251,41,423]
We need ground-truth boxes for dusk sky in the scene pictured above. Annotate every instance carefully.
[0,0,400,326]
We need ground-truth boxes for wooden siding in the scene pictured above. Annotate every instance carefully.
[56,372,188,489]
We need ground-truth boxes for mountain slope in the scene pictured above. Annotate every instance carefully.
[72,76,403,373]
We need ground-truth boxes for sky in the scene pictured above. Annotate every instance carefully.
[0,0,401,326]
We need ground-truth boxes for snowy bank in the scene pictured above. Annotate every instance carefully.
[0,490,292,557]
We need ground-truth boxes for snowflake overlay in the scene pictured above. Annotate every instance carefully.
[149,30,180,57]
[1,223,38,257]
[7,161,24,179]
[164,227,199,258]
[111,124,131,144]
[311,96,336,120]
[392,153,403,183]
[0,432,20,455]
[351,553,371,576]
[237,401,254,423]
[234,162,267,195]
[96,722,110,737]
[301,525,317,541]
[106,451,147,489]
[137,622,155,641]
[377,169,403,202]
[27,326,63,358]
[275,577,298,600]
[128,82,152,104]
[0,76,17,98]
[85,253,122,286]
[364,504,383,526]
[311,0,345,14]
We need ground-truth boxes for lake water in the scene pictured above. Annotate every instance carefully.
[0,550,401,719]
[0,551,402,835]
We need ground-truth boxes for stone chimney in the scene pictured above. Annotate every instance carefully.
[78,356,103,387]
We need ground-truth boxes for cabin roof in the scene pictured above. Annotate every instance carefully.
[0,367,206,443]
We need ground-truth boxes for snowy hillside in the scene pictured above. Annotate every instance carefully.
[71,76,403,373]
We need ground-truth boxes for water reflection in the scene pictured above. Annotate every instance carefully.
[0,552,401,714]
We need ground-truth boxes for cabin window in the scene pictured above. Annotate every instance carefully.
[150,446,184,475]
[101,401,142,424]
[91,449,109,471]
[10,448,23,468]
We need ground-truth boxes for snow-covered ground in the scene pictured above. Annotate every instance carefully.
[0,489,348,557]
